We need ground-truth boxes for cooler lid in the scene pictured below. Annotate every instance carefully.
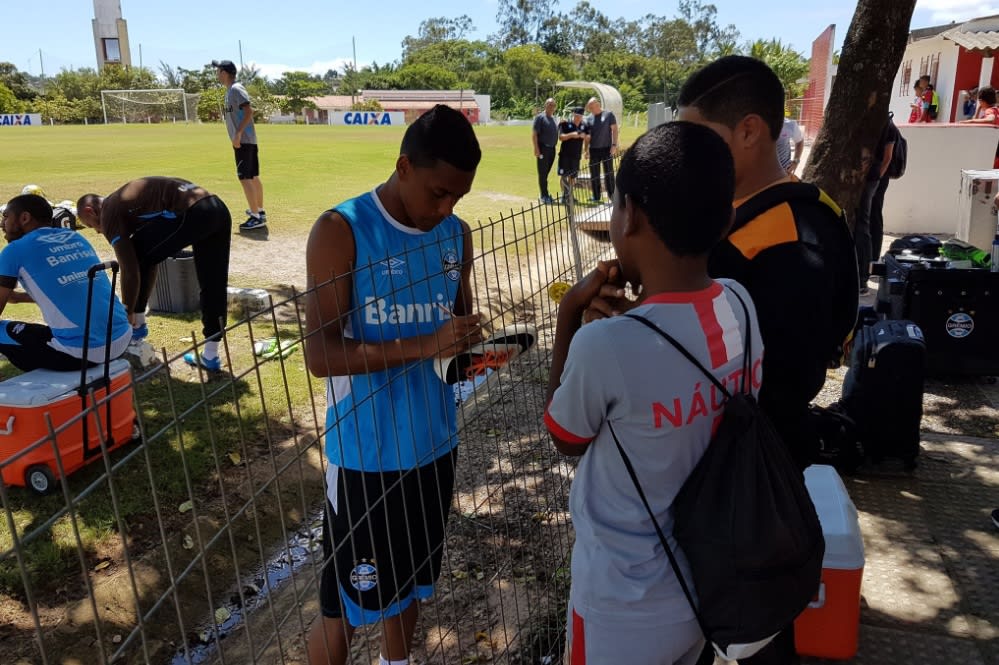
[0,360,131,406]
[804,465,866,570]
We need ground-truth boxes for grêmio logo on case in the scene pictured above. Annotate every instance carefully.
[945,312,974,339]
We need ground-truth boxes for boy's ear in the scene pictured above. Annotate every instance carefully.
[396,154,411,179]
[622,194,644,237]
[720,207,735,239]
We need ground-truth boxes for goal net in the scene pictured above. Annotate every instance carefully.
[100,89,200,124]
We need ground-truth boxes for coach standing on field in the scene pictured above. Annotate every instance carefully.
[214,59,268,233]
[78,177,232,372]
[585,96,618,203]
[532,98,559,204]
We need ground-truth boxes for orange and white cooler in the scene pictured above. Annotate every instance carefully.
[0,360,135,493]
[795,464,865,660]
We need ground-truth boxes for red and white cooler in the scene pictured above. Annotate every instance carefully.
[795,464,865,660]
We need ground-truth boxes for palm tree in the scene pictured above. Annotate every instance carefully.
[238,64,263,86]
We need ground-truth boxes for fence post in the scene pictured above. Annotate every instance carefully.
[565,177,584,282]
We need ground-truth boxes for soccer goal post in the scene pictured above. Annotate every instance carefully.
[100,88,199,124]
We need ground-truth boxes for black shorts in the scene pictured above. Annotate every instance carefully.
[0,321,91,372]
[558,154,582,177]
[319,449,457,626]
[234,143,260,180]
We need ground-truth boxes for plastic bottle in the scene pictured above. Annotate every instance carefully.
[991,234,999,272]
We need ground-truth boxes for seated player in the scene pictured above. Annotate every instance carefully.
[0,194,130,372]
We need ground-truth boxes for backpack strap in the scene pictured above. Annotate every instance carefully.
[611,286,755,644]
[609,421,710,639]
[624,286,753,396]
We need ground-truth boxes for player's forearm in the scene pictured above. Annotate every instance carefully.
[8,291,33,304]
[305,330,434,378]
[111,243,142,313]
[545,301,585,405]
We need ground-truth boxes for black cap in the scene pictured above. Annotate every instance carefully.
[212,59,237,75]
[572,107,585,115]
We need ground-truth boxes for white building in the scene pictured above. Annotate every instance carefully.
[882,17,999,237]
[889,16,999,123]
[92,0,131,69]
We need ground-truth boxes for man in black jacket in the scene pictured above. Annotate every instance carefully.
[678,55,857,665]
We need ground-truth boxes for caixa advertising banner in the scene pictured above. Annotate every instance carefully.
[0,114,42,127]
[331,111,405,126]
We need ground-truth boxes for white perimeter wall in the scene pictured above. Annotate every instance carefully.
[884,123,999,234]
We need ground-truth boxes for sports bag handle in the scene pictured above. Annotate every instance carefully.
[611,285,753,643]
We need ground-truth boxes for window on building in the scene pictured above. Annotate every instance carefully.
[919,56,929,78]
[930,53,940,86]
[899,60,912,96]
[103,38,121,63]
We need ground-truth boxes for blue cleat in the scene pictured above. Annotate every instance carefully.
[183,352,221,372]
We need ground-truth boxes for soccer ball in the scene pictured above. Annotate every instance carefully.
[21,184,46,199]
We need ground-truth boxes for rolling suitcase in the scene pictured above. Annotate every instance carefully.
[0,261,137,494]
[841,320,926,468]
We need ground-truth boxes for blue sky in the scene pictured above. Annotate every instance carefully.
[0,1,990,80]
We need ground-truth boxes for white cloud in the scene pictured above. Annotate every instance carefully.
[916,0,999,22]
[250,58,358,81]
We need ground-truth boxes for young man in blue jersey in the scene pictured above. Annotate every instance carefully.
[304,104,483,665]
[545,122,762,665]
[0,194,131,372]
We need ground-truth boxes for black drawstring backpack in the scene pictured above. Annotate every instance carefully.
[610,290,824,660]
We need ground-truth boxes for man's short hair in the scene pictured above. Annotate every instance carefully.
[5,194,53,226]
[979,86,997,106]
[401,105,481,173]
[678,55,785,140]
[77,193,100,213]
[616,121,734,257]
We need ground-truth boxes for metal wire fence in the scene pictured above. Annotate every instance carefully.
[0,156,619,665]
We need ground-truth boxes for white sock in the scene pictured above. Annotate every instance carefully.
[203,341,220,360]
[378,656,408,665]
[133,312,146,327]
[249,210,261,219]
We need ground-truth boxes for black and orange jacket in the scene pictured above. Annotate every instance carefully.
[708,181,858,422]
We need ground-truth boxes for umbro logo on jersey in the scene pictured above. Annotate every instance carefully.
[37,230,77,244]
[378,258,406,276]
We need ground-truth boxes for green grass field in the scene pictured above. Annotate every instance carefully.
[0,122,641,235]
[0,121,640,602]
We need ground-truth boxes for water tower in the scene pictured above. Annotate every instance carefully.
[92,0,132,68]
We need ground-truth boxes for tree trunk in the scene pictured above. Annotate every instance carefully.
[802,0,917,224]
